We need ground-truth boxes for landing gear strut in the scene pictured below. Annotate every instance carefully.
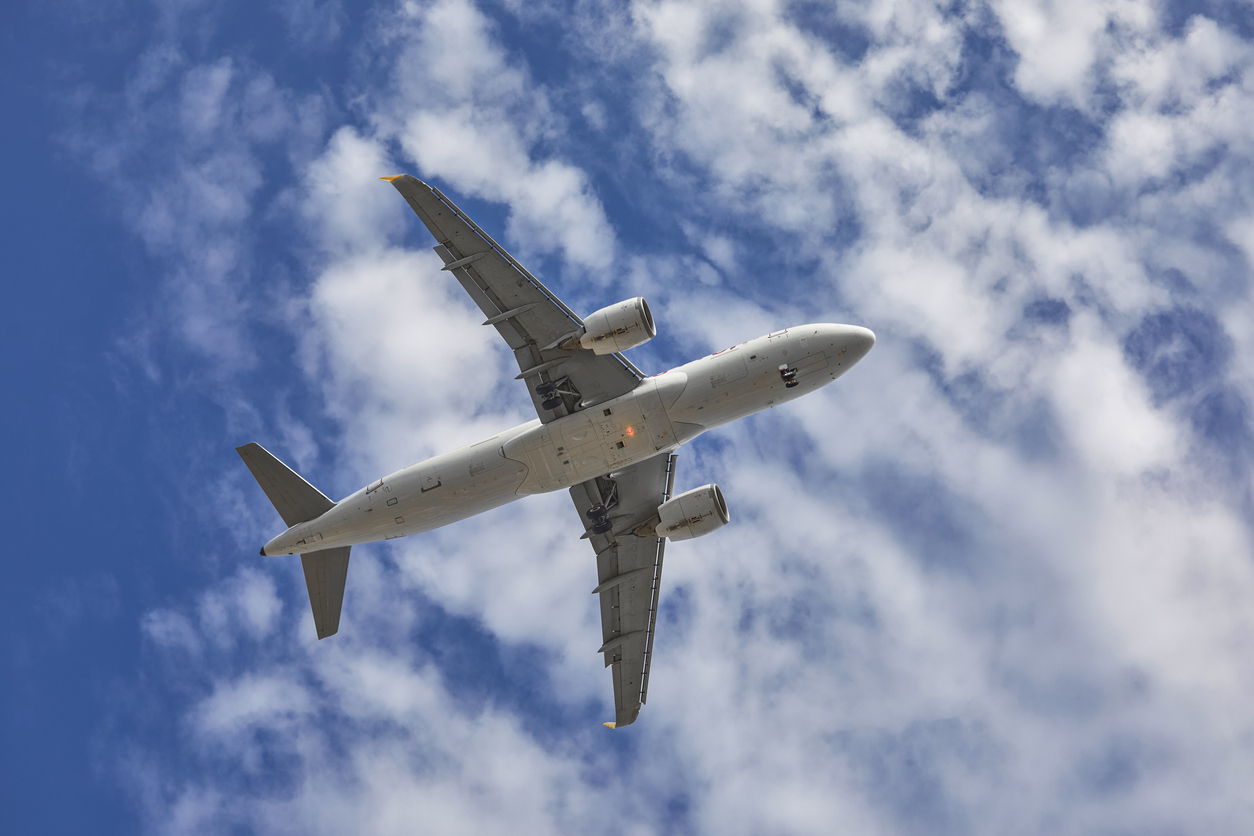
[779,364,799,388]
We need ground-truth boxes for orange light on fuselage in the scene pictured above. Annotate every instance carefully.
[626,426,635,436]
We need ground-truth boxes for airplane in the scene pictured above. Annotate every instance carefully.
[236,174,875,728]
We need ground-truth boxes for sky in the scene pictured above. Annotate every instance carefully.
[3,0,1254,833]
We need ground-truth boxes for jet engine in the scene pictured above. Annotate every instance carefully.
[652,484,729,541]
[578,297,656,354]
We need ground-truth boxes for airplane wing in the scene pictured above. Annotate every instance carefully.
[570,453,679,728]
[384,175,645,421]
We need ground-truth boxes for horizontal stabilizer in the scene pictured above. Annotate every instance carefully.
[301,546,351,639]
[236,442,335,528]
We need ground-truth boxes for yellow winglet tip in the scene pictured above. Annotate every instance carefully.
[379,175,403,182]
[603,722,617,729]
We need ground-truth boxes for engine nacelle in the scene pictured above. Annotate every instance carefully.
[655,484,729,541]
[579,297,656,354]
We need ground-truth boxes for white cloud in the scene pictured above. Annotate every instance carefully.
[302,246,512,475]
[371,0,618,273]
[991,0,1111,106]
[610,0,1254,828]
[194,672,313,735]
[1049,323,1179,474]
[1103,17,1254,191]
[299,126,407,257]
[142,609,204,657]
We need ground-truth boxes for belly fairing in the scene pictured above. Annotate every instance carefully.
[503,372,689,494]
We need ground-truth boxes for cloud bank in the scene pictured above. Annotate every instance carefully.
[71,0,1254,833]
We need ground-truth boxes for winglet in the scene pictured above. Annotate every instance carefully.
[603,722,617,729]
[378,175,403,181]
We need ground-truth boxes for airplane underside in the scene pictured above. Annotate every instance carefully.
[237,174,875,727]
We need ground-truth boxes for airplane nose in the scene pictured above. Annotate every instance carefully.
[829,324,874,364]
[850,326,875,360]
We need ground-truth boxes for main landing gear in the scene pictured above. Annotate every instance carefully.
[536,380,563,411]
[536,377,583,411]
[586,504,614,535]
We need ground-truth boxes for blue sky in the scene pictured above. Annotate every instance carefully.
[4,0,1254,833]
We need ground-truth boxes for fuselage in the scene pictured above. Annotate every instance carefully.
[262,323,874,556]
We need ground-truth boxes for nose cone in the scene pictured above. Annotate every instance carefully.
[822,323,875,366]
[849,325,875,362]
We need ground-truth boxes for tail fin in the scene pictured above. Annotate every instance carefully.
[236,443,348,640]
[301,547,350,639]
[235,442,335,527]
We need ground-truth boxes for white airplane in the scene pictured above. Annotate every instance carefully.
[237,175,874,728]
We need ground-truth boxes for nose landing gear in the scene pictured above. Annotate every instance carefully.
[779,364,799,388]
